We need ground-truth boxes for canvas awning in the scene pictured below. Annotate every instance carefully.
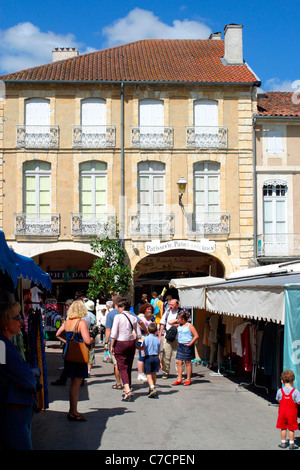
[169,276,226,308]
[0,231,19,286]
[0,230,51,291]
[9,250,52,291]
[205,273,300,324]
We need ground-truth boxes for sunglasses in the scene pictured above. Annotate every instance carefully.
[12,315,22,321]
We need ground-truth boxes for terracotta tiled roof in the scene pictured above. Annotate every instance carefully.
[0,39,259,84]
[257,92,300,117]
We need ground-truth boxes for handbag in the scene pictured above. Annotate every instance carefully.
[64,320,89,364]
[165,326,178,342]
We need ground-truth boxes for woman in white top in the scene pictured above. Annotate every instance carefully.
[110,298,141,401]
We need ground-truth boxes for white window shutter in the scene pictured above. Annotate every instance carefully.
[194,100,218,127]
[81,99,106,134]
[25,99,50,134]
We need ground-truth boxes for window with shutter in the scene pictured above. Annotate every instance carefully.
[138,161,165,215]
[24,161,51,218]
[263,182,287,254]
[79,161,107,218]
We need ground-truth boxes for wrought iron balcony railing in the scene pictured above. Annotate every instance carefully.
[15,213,60,236]
[71,213,117,237]
[129,212,175,238]
[186,126,228,149]
[72,126,116,148]
[131,126,174,149]
[16,125,59,148]
[257,234,300,257]
[186,212,230,235]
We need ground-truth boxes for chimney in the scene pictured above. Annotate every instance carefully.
[209,32,221,40]
[52,47,79,62]
[224,24,243,65]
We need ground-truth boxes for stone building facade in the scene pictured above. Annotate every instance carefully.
[0,24,262,301]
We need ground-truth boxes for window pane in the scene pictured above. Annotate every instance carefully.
[95,176,106,191]
[208,176,219,190]
[139,176,149,190]
[276,200,286,221]
[95,192,106,205]
[153,191,164,205]
[39,176,50,191]
[264,200,273,221]
[195,177,204,191]
[81,176,92,191]
[153,176,164,191]
[81,192,92,205]
[25,176,36,191]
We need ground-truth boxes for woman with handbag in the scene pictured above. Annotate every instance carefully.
[110,298,141,402]
[56,300,92,421]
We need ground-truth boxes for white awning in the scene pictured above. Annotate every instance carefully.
[169,276,226,308]
[205,273,300,324]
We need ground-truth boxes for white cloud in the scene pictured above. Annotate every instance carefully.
[102,8,212,47]
[0,22,89,74]
[264,77,300,92]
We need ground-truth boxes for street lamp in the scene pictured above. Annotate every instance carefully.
[177,176,187,206]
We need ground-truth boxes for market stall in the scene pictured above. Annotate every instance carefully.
[0,230,51,410]
[170,263,300,392]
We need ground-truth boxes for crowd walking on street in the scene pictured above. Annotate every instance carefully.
[2,290,300,451]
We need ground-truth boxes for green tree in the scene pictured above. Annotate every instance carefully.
[87,221,134,301]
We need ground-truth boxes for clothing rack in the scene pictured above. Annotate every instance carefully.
[235,363,268,393]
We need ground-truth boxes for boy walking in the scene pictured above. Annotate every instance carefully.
[137,322,162,398]
[276,370,300,449]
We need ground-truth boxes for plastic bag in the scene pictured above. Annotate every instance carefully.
[102,350,113,363]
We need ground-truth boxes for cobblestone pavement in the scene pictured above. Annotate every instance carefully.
[31,342,299,452]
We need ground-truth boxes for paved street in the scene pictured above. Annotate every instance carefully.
[31,341,297,452]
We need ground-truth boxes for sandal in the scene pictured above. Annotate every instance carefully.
[67,412,87,421]
[122,391,133,402]
[112,383,122,389]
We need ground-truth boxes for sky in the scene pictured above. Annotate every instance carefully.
[0,0,299,92]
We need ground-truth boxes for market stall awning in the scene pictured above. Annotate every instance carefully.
[169,276,226,308]
[205,272,300,324]
[0,230,51,291]
[9,250,52,291]
[0,231,18,286]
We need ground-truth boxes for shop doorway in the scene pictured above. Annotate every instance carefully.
[133,249,224,306]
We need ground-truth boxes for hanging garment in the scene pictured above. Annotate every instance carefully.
[241,324,252,372]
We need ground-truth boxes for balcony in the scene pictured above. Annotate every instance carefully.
[186,212,230,236]
[71,213,117,237]
[16,125,59,149]
[72,126,116,148]
[131,126,173,149]
[15,213,60,237]
[257,234,300,258]
[186,126,228,149]
[129,212,175,238]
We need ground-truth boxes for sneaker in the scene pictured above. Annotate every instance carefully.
[289,443,298,450]
[148,388,158,398]
[278,441,289,448]
[137,373,147,381]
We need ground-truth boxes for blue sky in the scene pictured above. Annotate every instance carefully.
[0,0,299,91]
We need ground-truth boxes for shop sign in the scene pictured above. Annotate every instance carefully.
[49,269,90,282]
[145,239,215,254]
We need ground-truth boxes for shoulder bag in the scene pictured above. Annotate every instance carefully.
[64,320,90,364]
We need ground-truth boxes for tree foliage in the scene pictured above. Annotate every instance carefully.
[87,221,134,301]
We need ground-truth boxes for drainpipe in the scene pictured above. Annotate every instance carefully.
[253,115,258,266]
[120,82,124,245]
